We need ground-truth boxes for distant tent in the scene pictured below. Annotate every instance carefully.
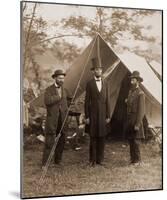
[108,51,161,138]
[147,60,162,81]
[30,34,162,138]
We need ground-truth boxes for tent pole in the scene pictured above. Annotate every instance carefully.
[97,34,102,67]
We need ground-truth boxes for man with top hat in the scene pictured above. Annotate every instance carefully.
[125,71,145,166]
[85,58,110,167]
[42,69,68,167]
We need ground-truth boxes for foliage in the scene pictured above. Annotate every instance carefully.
[50,39,81,63]
[22,3,82,94]
[22,3,161,98]
[61,7,161,62]
[22,3,50,92]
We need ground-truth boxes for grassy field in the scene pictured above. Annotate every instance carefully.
[22,138,162,198]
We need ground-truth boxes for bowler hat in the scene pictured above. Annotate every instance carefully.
[52,69,66,78]
[130,71,143,82]
[90,57,102,71]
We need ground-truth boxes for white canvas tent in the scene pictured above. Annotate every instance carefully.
[30,34,162,137]
[148,60,162,81]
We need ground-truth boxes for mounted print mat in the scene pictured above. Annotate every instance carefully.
[21,1,162,198]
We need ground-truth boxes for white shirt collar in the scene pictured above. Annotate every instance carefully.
[55,82,60,88]
[94,76,102,81]
[94,76,102,92]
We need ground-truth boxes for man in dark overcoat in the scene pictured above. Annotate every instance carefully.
[42,69,68,166]
[85,58,110,167]
[125,71,145,166]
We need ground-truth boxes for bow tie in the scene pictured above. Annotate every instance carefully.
[96,79,101,82]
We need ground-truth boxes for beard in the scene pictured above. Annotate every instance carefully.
[130,83,138,89]
[56,81,63,87]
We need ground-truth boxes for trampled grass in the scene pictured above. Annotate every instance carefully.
[22,139,162,198]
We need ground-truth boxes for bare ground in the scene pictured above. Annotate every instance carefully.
[22,139,162,198]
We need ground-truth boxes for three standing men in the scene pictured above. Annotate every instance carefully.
[42,69,68,167]
[125,71,145,165]
[42,65,145,168]
[85,58,110,167]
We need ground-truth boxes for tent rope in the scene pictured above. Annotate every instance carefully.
[37,34,99,189]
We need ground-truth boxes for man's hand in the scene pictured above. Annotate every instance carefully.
[85,118,90,125]
[106,118,110,124]
[134,125,139,131]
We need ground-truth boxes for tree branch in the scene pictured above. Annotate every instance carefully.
[33,34,89,45]
[23,3,37,70]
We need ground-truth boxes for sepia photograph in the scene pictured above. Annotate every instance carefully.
[21,1,162,198]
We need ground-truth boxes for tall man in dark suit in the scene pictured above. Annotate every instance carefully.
[85,58,110,167]
[42,69,68,167]
[125,71,145,166]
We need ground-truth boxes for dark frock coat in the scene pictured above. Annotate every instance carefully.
[42,84,68,165]
[126,86,145,139]
[84,79,110,137]
[44,84,68,135]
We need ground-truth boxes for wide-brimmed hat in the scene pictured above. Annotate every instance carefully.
[130,71,143,82]
[90,57,102,71]
[52,69,66,78]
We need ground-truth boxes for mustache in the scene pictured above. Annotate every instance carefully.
[57,81,64,85]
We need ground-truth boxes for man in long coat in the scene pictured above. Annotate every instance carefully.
[125,71,145,166]
[42,69,68,166]
[85,58,110,167]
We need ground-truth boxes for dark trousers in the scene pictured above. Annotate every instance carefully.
[128,139,141,163]
[42,115,65,166]
[89,137,105,164]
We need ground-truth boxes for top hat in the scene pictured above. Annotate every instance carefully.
[130,71,143,82]
[52,69,66,78]
[90,57,102,71]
